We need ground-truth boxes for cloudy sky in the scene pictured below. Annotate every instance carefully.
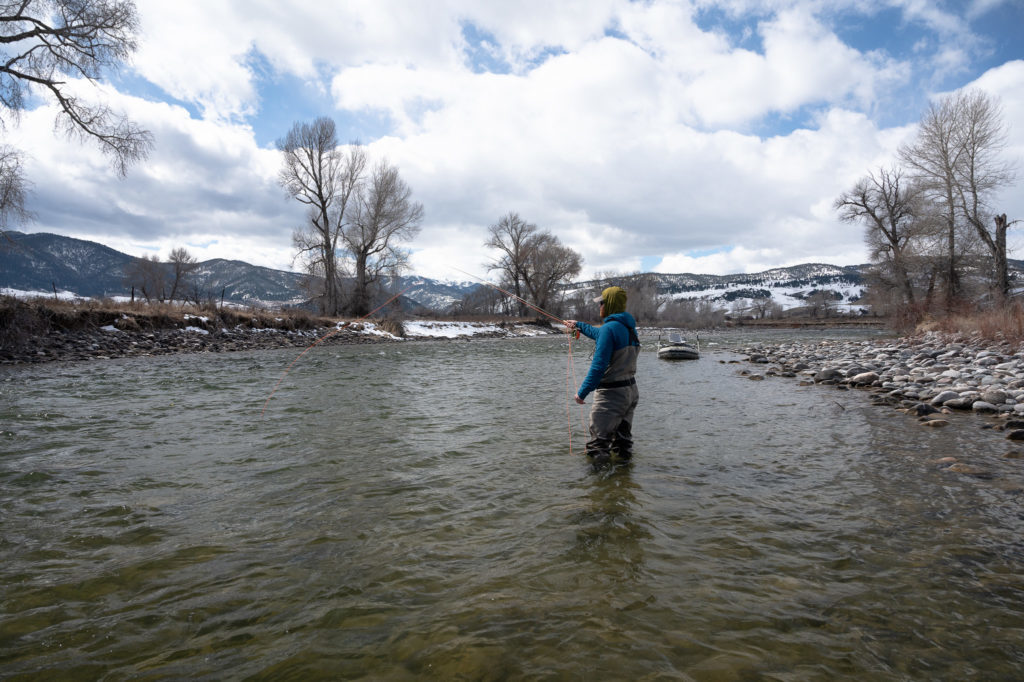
[8,0,1024,281]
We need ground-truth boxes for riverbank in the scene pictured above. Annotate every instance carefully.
[738,331,1024,449]
[0,298,559,365]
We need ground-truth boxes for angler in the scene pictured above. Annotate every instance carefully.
[565,286,641,470]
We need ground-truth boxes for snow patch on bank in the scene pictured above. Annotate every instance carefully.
[349,320,557,340]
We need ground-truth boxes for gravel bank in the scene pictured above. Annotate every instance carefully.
[738,331,1024,445]
[0,317,557,365]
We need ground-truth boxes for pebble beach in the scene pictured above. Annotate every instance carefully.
[739,331,1024,445]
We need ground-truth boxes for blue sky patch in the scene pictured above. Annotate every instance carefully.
[460,21,510,74]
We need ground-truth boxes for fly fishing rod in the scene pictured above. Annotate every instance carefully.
[450,266,578,335]
[260,286,412,418]
[452,266,589,456]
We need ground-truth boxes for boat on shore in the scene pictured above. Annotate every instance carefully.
[657,333,700,360]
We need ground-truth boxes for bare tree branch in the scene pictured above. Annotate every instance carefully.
[0,0,152,175]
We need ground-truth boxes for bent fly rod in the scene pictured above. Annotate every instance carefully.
[450,266,576,334]
[451,267,589,455]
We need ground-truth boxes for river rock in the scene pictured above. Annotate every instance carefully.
[813,368,844,383]
[849,371,879,386]
[930,390,961,405]
[981,389,1009,405]
[1006,429,1024,441]
[972,401,999,413]
[907,403,940,416]
[945,462,991,477]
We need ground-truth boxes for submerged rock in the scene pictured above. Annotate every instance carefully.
[813,368,844,383]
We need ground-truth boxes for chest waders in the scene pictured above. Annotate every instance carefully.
[587,322,640,467]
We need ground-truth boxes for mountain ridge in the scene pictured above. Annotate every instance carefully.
[2,230,874,312]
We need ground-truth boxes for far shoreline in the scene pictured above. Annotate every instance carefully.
[1,296,886,367]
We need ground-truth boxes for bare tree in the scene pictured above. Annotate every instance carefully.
[0,0,152,175]
[0,145,30,236]
[342,159,423,316]
[485,212,536,316]
[483,212,582,317]
[167,246,198,303]
[661,297,725,328]
[455,284,503,316]
[899,89,1019,308]
[806,290,836,318]
[123,254,165,303]
[835,166,924,307]
[945,91,1016,300]
[520,231,582,316]
[620,272,660,324]
[750,296,772,319]
[278,118,365,315]
[899,95,965,309]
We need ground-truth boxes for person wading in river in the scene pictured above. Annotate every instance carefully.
[565,286,641,469]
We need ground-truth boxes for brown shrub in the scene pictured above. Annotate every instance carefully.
[376,317,405,337]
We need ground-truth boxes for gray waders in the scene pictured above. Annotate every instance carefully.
[587,341,640,465]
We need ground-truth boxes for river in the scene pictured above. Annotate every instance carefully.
[2,329,1023,680]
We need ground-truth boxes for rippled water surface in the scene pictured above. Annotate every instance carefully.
[2,329,1024,680]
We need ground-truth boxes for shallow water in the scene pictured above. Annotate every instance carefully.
[2,329,1023,680]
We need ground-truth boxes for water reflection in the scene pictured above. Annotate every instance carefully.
[568,467,648,585]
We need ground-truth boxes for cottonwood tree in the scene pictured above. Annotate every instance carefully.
[453,283,503,316]
[898,89,1017,307]
[0,0,152,177]
[899,95,966,308]
[750,296,774,319]
[123,254,165,302]
[661,297,724,328]
[484,212,582,317]
[341,159,423,316]
[485,212,536,316]
[520,232,582,316]
[278,118,365,315]
[0,145,30,236]
[945,91,1016,300]
[167,246,198,303]
[835,166,924,307]
[622,272,660,324]
[593,271,660,323]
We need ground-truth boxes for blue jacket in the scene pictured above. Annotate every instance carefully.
[575,312,640,400]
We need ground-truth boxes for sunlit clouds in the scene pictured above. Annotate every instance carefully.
[12,0,1024,279]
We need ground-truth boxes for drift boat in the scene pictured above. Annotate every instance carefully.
[657,333,700,360]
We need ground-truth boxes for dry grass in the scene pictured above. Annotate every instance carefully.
[930,302,1024,344]
[0,296,425,349]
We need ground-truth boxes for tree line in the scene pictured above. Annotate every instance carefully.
[835,89,1018,320]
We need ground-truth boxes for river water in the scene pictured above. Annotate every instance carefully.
[2,329,1023,680]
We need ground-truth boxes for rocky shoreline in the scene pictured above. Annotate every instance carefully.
[0,321,389,365]
[738,331,1024,449]
[0,315,557,366]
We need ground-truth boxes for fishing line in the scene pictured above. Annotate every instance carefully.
[260,287,412,418]
[452,266,587,457]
